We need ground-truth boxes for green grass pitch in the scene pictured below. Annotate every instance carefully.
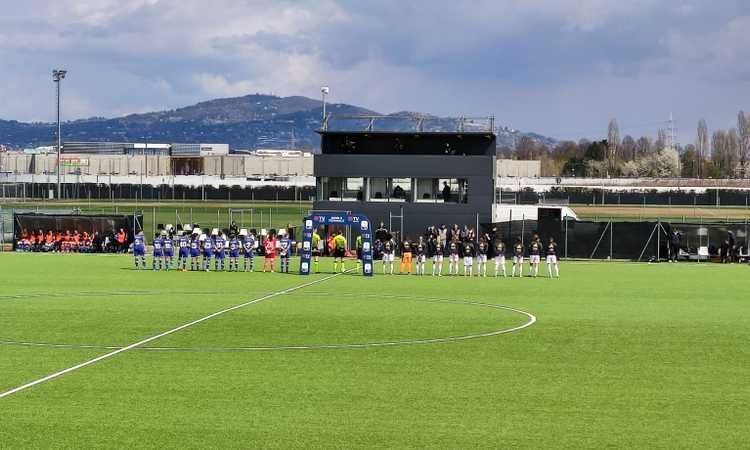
[0,253,748,448]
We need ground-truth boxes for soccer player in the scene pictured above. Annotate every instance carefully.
[177,231,190,271]
[311,228,323,273]
[189,230,201,271]
[242,229,256,272]
[202,233,213,272]
[133,230,146,270]
[382,238,395,275]
[213,230,226,272]
[431,236,444,276]
[333,230,347,273]
[400,239,413,275]
[512,238,524,278]
[448,239,460,276]
[228,233,241,272]
[546,237,559,278]
[476,238,489,277]
[414,237,427,276]
[162,231,174,271]
[278,230,292,273]
[263,231,277,272]
[355,234,363,272]
[493,239,507,277]
[528,236,542,278]
[462,239,475,277]
[152,232,164,271]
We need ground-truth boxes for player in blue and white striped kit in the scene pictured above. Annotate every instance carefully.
[133,230,146,270]
[152,233,164,271]
[177,231,190,271]
[189,230,201,271]
[213,230,226,272]
[228,234,241,271]
[278,230,292,273]
[242,229,256,272]
[202,234,213,272]
[162,231,174,271]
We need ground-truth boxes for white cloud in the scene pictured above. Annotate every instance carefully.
[0,0,747,146]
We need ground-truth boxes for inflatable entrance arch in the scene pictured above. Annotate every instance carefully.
[299,212,374,276]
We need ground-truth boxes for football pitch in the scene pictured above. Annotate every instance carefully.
[1,254,748,448]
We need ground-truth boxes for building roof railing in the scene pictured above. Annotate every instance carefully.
[321,114,495,133]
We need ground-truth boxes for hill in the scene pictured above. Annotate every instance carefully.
[0,94,554,150]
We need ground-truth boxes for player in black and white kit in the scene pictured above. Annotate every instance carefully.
[476,239,489,277]
[414,237,427,276]
[462,239,475,277]
[493,240,507,277]
[382,238,395,275]
[546,237,559,278]
[431,237,444,276]
[528,236,542,278]
[447,239,460,276]
[512,238,524,278]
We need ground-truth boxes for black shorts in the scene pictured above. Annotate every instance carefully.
[356,248,362,259]
[334,247,346,258]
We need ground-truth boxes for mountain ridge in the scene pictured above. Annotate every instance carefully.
[0,94,555,150]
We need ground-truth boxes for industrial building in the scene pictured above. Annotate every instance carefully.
[0,142,312,179]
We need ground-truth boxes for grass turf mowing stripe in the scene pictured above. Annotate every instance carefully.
[0,271,347,400]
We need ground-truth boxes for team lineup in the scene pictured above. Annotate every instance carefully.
[133,223,561,278]
[133,225,294,273]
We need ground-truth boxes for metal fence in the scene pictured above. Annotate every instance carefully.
[498,215,749,261]
[0,181,315,202]
[503,188,750,208]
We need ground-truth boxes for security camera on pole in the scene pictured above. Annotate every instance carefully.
[53,69,67,200]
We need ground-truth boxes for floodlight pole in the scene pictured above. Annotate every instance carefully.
[53,69,67,200]
[321,86,329,129]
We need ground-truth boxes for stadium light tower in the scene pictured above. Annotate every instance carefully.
[321,86,330,128]
[53,69,67,199]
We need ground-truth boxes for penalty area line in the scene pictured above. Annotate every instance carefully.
[0,271,348,400]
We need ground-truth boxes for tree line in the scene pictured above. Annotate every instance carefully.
[501,111,750,178]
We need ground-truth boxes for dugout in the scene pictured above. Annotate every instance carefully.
[13,212,142,247]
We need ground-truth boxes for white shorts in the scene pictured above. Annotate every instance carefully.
[546,255,558,264]
[383,253,395,262]
[477,254,487,263]
[449,254,459,262]
[513,256,524,264]
[494,256,506,265]
[529,255,541,264]
[463,256,473,266]
[416,254,426,263]
[433,254,444,262]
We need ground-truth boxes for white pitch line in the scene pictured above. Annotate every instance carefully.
[0,300,536,352]
[0,272,346,400]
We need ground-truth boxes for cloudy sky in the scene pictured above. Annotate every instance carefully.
[1,0,749,143]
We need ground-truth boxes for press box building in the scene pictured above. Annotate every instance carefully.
[313,130,497,239]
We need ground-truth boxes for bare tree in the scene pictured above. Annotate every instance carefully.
[738,111,749,177]
[656,129,667,151]
[696,119,708,178]
[607,119,620,176]
[728,128,740,177]
[621,135,636,161]
[636,136,651,158]
[711,129,740,178]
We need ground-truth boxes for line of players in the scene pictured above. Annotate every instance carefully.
[132,226,294,273]
[374,234,560,278]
